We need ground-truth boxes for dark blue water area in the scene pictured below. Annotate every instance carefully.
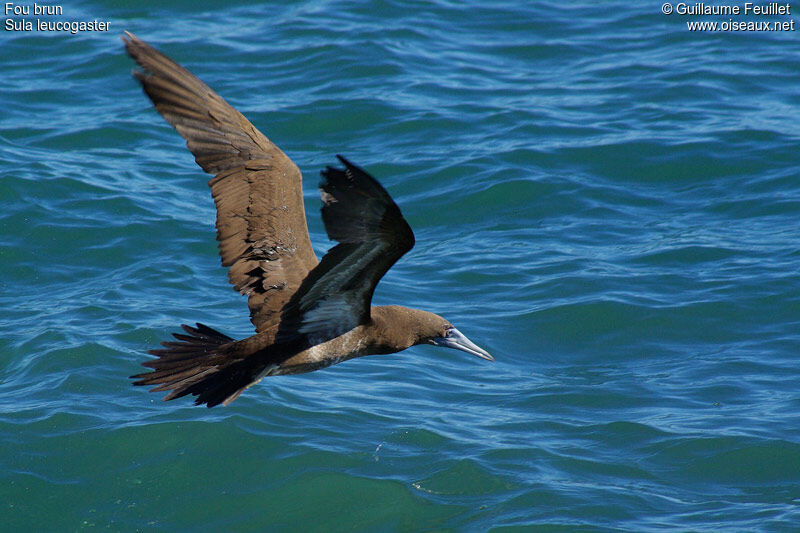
[1,1,799,530]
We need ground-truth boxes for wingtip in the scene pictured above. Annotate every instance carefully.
[320,156,346,185]
[121,30,137,45]
[319,156,356,180]
[336,154,359,171]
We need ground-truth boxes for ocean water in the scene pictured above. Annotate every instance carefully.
[2,0,800,530]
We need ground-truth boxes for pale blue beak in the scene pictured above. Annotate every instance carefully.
[430,327,494,361]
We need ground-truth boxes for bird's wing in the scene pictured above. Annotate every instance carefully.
[277,156,415,344]
[124,32,318,332]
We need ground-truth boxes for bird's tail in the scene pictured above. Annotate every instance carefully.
[132,323,254,407]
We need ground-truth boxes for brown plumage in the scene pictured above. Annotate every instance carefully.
[125,32,493,407]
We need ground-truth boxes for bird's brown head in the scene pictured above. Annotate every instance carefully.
[372,306,493,361]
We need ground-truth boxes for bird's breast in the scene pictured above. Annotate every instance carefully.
[276,327,372,374]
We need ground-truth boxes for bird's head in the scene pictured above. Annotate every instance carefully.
[371,306,493,361]
[409,309,494,361]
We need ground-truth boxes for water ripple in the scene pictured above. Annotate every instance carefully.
[2,1,799,530]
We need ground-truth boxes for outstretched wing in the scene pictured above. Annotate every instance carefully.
[277,156,415,344]
[124,32,318,331]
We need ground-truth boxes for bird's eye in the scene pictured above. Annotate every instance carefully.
[444,326,454,337]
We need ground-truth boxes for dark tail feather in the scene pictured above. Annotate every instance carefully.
[132,323,253,407]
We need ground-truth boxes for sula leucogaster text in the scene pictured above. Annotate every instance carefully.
[124,32,493,407]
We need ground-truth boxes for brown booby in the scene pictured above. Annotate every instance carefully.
[124,32,493,407]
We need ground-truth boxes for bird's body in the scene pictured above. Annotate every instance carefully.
[124,32,492,407]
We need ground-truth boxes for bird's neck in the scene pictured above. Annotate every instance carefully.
[363,305,422,355]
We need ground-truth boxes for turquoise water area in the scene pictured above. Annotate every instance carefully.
[2,1,799,530]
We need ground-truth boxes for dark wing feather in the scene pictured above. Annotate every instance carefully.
[278,155,415,344]
[123,32,318,332]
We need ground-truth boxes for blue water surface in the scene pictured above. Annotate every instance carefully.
[1,1,799,530]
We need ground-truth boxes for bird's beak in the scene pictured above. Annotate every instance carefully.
[430,327,494,361]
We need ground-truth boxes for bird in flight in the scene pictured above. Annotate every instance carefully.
[124,32,493,407]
